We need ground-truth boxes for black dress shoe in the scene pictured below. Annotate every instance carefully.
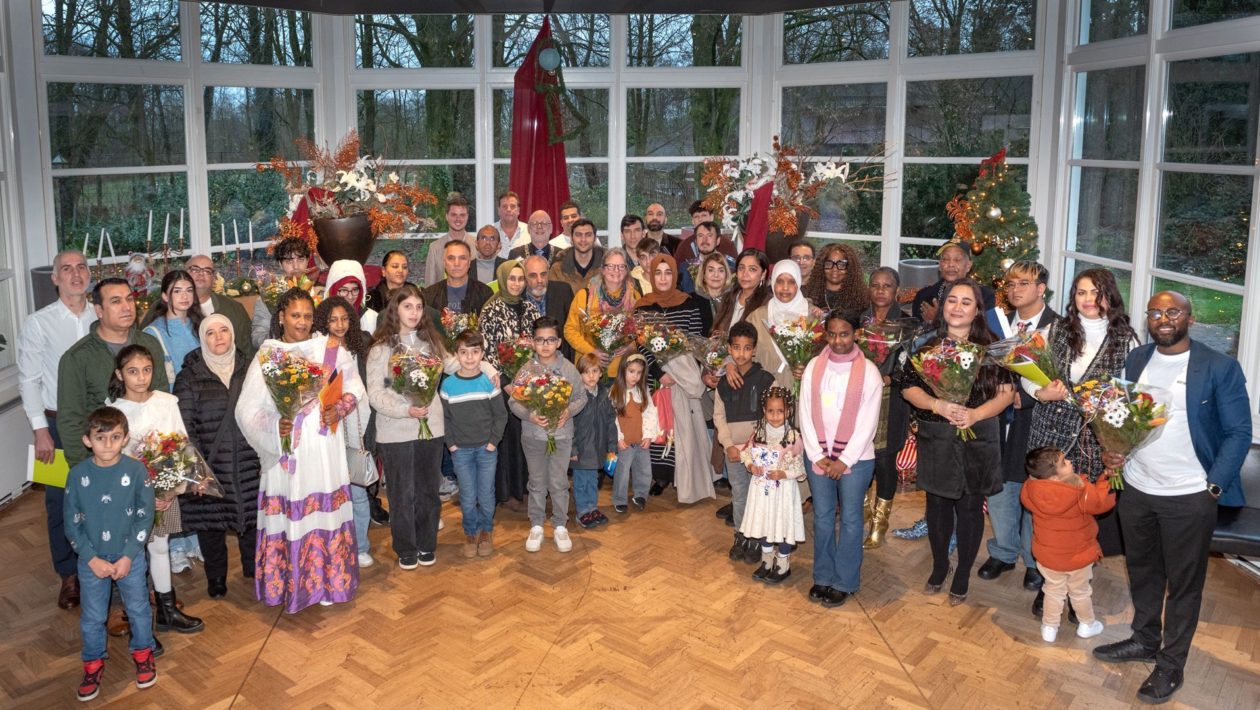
[649,481,666,497]
[729,534,748,561]
[821,588,850,608]
[976,557,1015,580]
[207,576,228,599]
[1137,668,1183,704]
[1093,638,1159,664]
[715,503,733,519]
[369,498,390,526]
[764,564,791,585]
[808,584,830,602]
[1023,568,1044,591]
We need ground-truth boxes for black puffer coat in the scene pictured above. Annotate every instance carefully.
[175,350,261,533]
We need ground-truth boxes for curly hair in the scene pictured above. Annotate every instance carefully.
[269,287,315,340]
[805,243,869,313]
[314,296,370,358]
[751,385,799,448]
[1064,268,1137,359]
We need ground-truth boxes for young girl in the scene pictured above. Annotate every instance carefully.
[142,269,203,387]
[610,354,659,514]
[739,386,807,584]
[106,345,204,633]
[570,353,617,529]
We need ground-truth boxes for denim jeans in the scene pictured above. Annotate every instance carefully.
[808,458,874,593]
[726,459,752,528]
[351,484,371,554]
[985,480,1034,567]
[572,468,600,516]
[451,445,498,535]
[611,444,651,506]
[78,553,154,661]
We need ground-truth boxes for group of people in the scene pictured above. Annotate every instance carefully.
[18,193,1252,705]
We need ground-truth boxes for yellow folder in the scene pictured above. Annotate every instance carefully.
[27,446,70,488]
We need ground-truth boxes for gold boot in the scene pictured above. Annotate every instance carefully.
[864,497,894,549]
[862,487,876,531]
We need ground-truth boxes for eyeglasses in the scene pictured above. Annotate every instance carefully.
[1145,308,1185,321]
[529,221,552,228]
[603,263,628,272]
[790,255,814,264]
[823,259,849,270]
[1006,280,1038,289]
[476,234,499,242]
[337,286,361,296]
[186,266,214,276]
[535,336,560,345]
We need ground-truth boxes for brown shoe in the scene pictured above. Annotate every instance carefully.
[504,497,524,513]
[477,532,494,557]
[462,535,478,559]
[58,575,80,610]
[107,606,130,637]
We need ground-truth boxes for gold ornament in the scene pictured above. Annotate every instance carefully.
[970,241,985,256]
[999,258,1015,271]
[987,206,1002,219]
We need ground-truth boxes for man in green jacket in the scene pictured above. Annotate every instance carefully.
[58,278,170,468]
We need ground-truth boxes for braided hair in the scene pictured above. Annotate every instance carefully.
[750,385,799,448]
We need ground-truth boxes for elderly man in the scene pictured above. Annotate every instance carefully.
[18,250,97,609]
[422,240,493,317]
[495,190,528,258]
[1093,291,1251,705]
[548,219,604,295]
[644,202,680,255]
[424,194,474,287]
[509,210,569,262]
[911,241,995,323]
[177,254,252,354]
[472,224,506,286]
[522,254,574,360]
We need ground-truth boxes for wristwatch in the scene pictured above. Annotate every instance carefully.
[1207,482,1222,498]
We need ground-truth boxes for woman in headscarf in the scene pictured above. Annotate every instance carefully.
[479,259,541,512]
[175,314,261,599]
[564,247,640,378]
[326,259,380,335]
[635,255,714,503]
[745,260,824,391]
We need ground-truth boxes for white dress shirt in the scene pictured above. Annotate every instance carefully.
[496,221,529,258]
[18,298,98,429]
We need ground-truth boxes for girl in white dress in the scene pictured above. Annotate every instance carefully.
[739,386,807,584]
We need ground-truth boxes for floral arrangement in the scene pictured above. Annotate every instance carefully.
[910,339,985,440]
[767,314,825,396]
[689,334,729,377]
[583,309,637,355]
[213,272,260,299]
[256,130,439,253]
[258,267,320,311]
[987,330,1060,388]
[635,315,690,363]
[388,340,444,439]
[135,431,222,527]
[741,445,802,496]
[494,337,535,381]
[257,346,325,459]
[855,319,916,367]
[439,308,479,351]
[512,363,574,454]
[1073,378,1170,490]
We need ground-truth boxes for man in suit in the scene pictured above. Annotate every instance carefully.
[522,254,574,361]
[508,210,569,263]
[179,254,252,354]
[1094,291,1251,705]
[912,242,995,324]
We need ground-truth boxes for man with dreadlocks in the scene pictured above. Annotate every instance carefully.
[737,385,808,587]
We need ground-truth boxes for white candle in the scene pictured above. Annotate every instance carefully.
[221,223,226,251]
[83,232,90,254]
[178,208,184,245]
[233,220,240,248]
[163,213,170,245]
[248,221,254,247]
[105,231,116,259]
[146,211,153,245]
[97,228,105,260]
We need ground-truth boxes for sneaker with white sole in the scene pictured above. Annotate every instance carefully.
[1041,624,1058,643]
[1077,619,1105,639]
[525,525,545,552]
[357,552,374,568]
[438,478,459,502]
[439,518,445,530]
[554,526,572,552]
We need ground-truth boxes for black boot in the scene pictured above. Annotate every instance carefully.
[207,576,228,599]
[742,537,761,564]
[728,533,747,560]
[154,590,204,634]
[368,492,390,526]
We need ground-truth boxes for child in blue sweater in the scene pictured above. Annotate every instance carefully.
[64,406,157,701]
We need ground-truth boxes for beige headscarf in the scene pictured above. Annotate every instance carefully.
[198,314,236,386]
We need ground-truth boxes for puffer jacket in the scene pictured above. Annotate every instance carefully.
[572,382,617,469]
[174,349,262,533]
[1020,475,1116,572]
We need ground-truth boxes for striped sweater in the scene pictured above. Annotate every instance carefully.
[439,370,508,448]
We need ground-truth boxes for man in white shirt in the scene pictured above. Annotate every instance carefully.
[18,250,96,610]
[177,254,252,353]
[557,201,582,241]
[423,194,474,287]
[495,190,528,258]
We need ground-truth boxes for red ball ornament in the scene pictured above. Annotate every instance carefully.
[970,241,985,256]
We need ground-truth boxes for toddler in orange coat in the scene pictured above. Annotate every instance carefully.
[1020,446,1116,643]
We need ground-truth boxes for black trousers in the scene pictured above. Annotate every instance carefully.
[378,437,444,558]
[1118,485,1218,673]
[44,417,78,578]
[198,529,257,579]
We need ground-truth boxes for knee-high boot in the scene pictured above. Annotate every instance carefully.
[864,497,894,549]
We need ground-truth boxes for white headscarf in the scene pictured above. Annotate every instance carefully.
[198,314,236,387]
[766,260,810,325]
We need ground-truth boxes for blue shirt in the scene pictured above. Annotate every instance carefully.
[145,316,200,389]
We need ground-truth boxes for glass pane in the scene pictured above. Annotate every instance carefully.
[492,14,610,68]
[810,163,884,236]
[1152,276,1241,356]
[905,77,1033,157]
[355,14,474,68]
[1075,65,1145,161]
[1164,52,1260,165]
[781,84,887,157]
[901,163,1028,242]
[1171,0,1260,28]
[493,88,609,159]
[1068,166,1138,262]
[48,83,185,168]
[207,169,287,248]
[908,0,1035,57]
[1065,256,1132,307]
[358,90,476,160]
[627,15,742,67]
[199,3,311,66]
[494,163,610,234]
[783,3,891,63]
[0,281,17,370]
[625,162,706,225]
[204,87,315,164]
[402,165,475,233]
[42,0,181,60]
[53,172,189,254]
[626,89,740,157]
[1079,0,1149,43]
[1157,171,1251,285]
[900,242,941,260]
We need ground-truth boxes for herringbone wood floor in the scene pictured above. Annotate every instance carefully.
[2,484,1259,709]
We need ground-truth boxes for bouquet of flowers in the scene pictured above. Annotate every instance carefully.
[258,268,319,311]
[635,315,690,363]
[512,363,574,455]
[1073,378,1170,489]
[135,431,223,527]
[689,334,729,377]
[910,339,985,440]
[257,346,326,461]
[741,445,801,496]
[584,309,637,355]
[494,337,535,381]
[388,339,444,439]
[439,308,478,351]
[767,314,825,396]
[988,330,1060,388]
[855,318,917,367]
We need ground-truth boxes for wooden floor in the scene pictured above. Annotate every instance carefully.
[2,485,1259,709]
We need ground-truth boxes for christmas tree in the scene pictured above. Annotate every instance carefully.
[945,148,1040,304]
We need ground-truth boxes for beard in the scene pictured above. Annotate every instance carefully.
[1150,322,1189,347]
[647,220,664,232]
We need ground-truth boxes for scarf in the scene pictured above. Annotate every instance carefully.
[766,260,809,326]
[810,345,866,460]
[198,314,236,387]
[495,259,525,305]
[587,274,634,314]
[635,254,689,309]
[328,275,363,311]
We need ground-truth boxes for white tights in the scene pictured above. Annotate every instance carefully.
[147,534,172,593]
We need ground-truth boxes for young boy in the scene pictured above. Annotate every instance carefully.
[64,406,157,701]
[570,352,617,529]
[713,321,777,563]
[630,238,660,295]
[440,331,509,559]
[1020,447,1115,643]
[508,316,588,553]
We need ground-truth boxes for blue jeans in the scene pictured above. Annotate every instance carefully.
[44,417,78,577]
[985,481,1034,567]
[612,444,651,505]
[351,484,370,554]
[451,445,498,535]
[573,468,600,515]
[726,459,752,528]
[78,553,154,661]
[808,458,874,593]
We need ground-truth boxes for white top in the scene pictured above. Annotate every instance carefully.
[1125,350,1205,496]
[797,355,885,468]
[1071,316,1108,382]
[496,221,529,258]
[199,297,216,316]
[18,298,98,429]
[510,233,572,251]
[109,391,189,456]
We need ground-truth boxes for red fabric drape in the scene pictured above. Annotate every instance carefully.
[509,17,571,236]
[740,182,774,253]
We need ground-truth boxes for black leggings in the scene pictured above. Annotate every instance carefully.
[873,448,899,500]
[925,491,985,595]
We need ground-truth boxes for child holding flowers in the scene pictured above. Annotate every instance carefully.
[739,386,807,585]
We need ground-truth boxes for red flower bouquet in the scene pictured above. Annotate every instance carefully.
[910,340,985,440]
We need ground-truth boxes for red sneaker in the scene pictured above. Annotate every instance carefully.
[131,648,157,689]
[77,659,104,702]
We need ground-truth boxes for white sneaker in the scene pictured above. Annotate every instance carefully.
[439,518,445,531]
[554,526,572,553]
[525,525,545,552]
[1041,624,1058,643]
[319,599,334,607]
[357,552,374,568]
[1077,620,1105,639]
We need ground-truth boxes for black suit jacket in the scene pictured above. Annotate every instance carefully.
[543,281,575,360]
[997,306,1060,482]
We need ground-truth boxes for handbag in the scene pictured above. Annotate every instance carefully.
[345,405,379,487]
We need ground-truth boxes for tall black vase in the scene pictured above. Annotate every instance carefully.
[763,212,811,264]
[313,214,373,266]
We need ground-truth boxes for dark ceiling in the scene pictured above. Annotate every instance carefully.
[196,1,865,15]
